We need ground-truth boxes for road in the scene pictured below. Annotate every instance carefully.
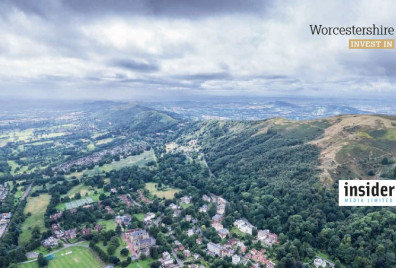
[21,183,33,200]
[171,249,184,267]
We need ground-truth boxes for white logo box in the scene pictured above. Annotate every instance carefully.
[339,180,396,206]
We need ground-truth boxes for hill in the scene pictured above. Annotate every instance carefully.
[176,114,396,267]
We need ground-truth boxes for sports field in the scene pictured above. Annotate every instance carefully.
[65,197,93,210]
[18,246,102,268]
[19,194,51,245]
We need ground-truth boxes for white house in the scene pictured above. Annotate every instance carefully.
[234,219,254,235]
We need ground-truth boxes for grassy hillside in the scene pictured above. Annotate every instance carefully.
[178,115,396,267]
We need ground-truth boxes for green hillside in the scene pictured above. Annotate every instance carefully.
[177,115,396,267]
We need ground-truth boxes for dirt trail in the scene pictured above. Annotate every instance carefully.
[308,115,396,186]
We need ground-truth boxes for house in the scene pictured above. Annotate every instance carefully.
[196,238,202,244]
[51,223,60,231]
[207,242,222,256]
[94,224,103,232]
[212,222,223,231]
[144,212,156,224]
[187,229,195,237]
[210,194,218,203]
[258,229,278,246]
[129,229,156,257]
[217,204,226,215]
[81,227,91,236]
[193,253,201,260]
[232,255,241,265]
[173,209,181,218]
[135,238,155,256]
[202,194,211,202]
[185,215,192,222]
[265,260,276,268]
[53,230,65,239]
[217,197,227,206]
[183,249,191,258]
[218,228,229,239]
[180,196,191,204]
[49,211,63,221]
[110,188,117,194]
[314,258,327,268]
[160,252,174,267]
[105,206,114,214]
[169,203,179,210]
[115,215,132,226]
[64,228,77,239]
[199,204,208,213]
[212,214,223,224]
[234,219,254,235]
[42,236,58,248]
[236,241,247,253]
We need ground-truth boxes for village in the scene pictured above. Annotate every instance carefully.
[42,189,280,268]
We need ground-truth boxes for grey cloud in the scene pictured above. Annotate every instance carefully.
[1,0,268,19]
[173,72,231,81]
[111,59,159,73]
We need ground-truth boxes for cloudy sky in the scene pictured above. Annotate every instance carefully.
[1,0,396,100]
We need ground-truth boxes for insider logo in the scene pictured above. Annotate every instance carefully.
[339,180,396,206]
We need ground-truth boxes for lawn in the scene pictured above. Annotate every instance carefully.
[98,219,116,231]
[87,143,95,151]
[133,213,145,221]
[96,138,113,145]
[145,182,180,199]
[97,149,156,172]
[230,227,246,238]
[19,194,51,245]
[96,236,129,261]
[18,245,102,268]
[63,184,94,198]
[127,258,155,268]
[181,203,192,209]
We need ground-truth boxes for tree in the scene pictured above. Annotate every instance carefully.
[37,253,48,267]
[120,248,129,256]
[74,192,81,199]
[107,245,116,255]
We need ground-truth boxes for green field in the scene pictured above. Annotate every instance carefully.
[230,226,246,238]
[18,245,102,268]
[70,149,156,178]
[381,128,396,141]
[181,203,192,209]
[87,142,95,151]
[133,213,145,221]
[127,258,154,268]
[8,160,29,175]
[96,236,129,261]
[63,184,95,198]
[96,138,113,145]
[145,182,180,199]
[19,194,51,245]
[98,219,116,231]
